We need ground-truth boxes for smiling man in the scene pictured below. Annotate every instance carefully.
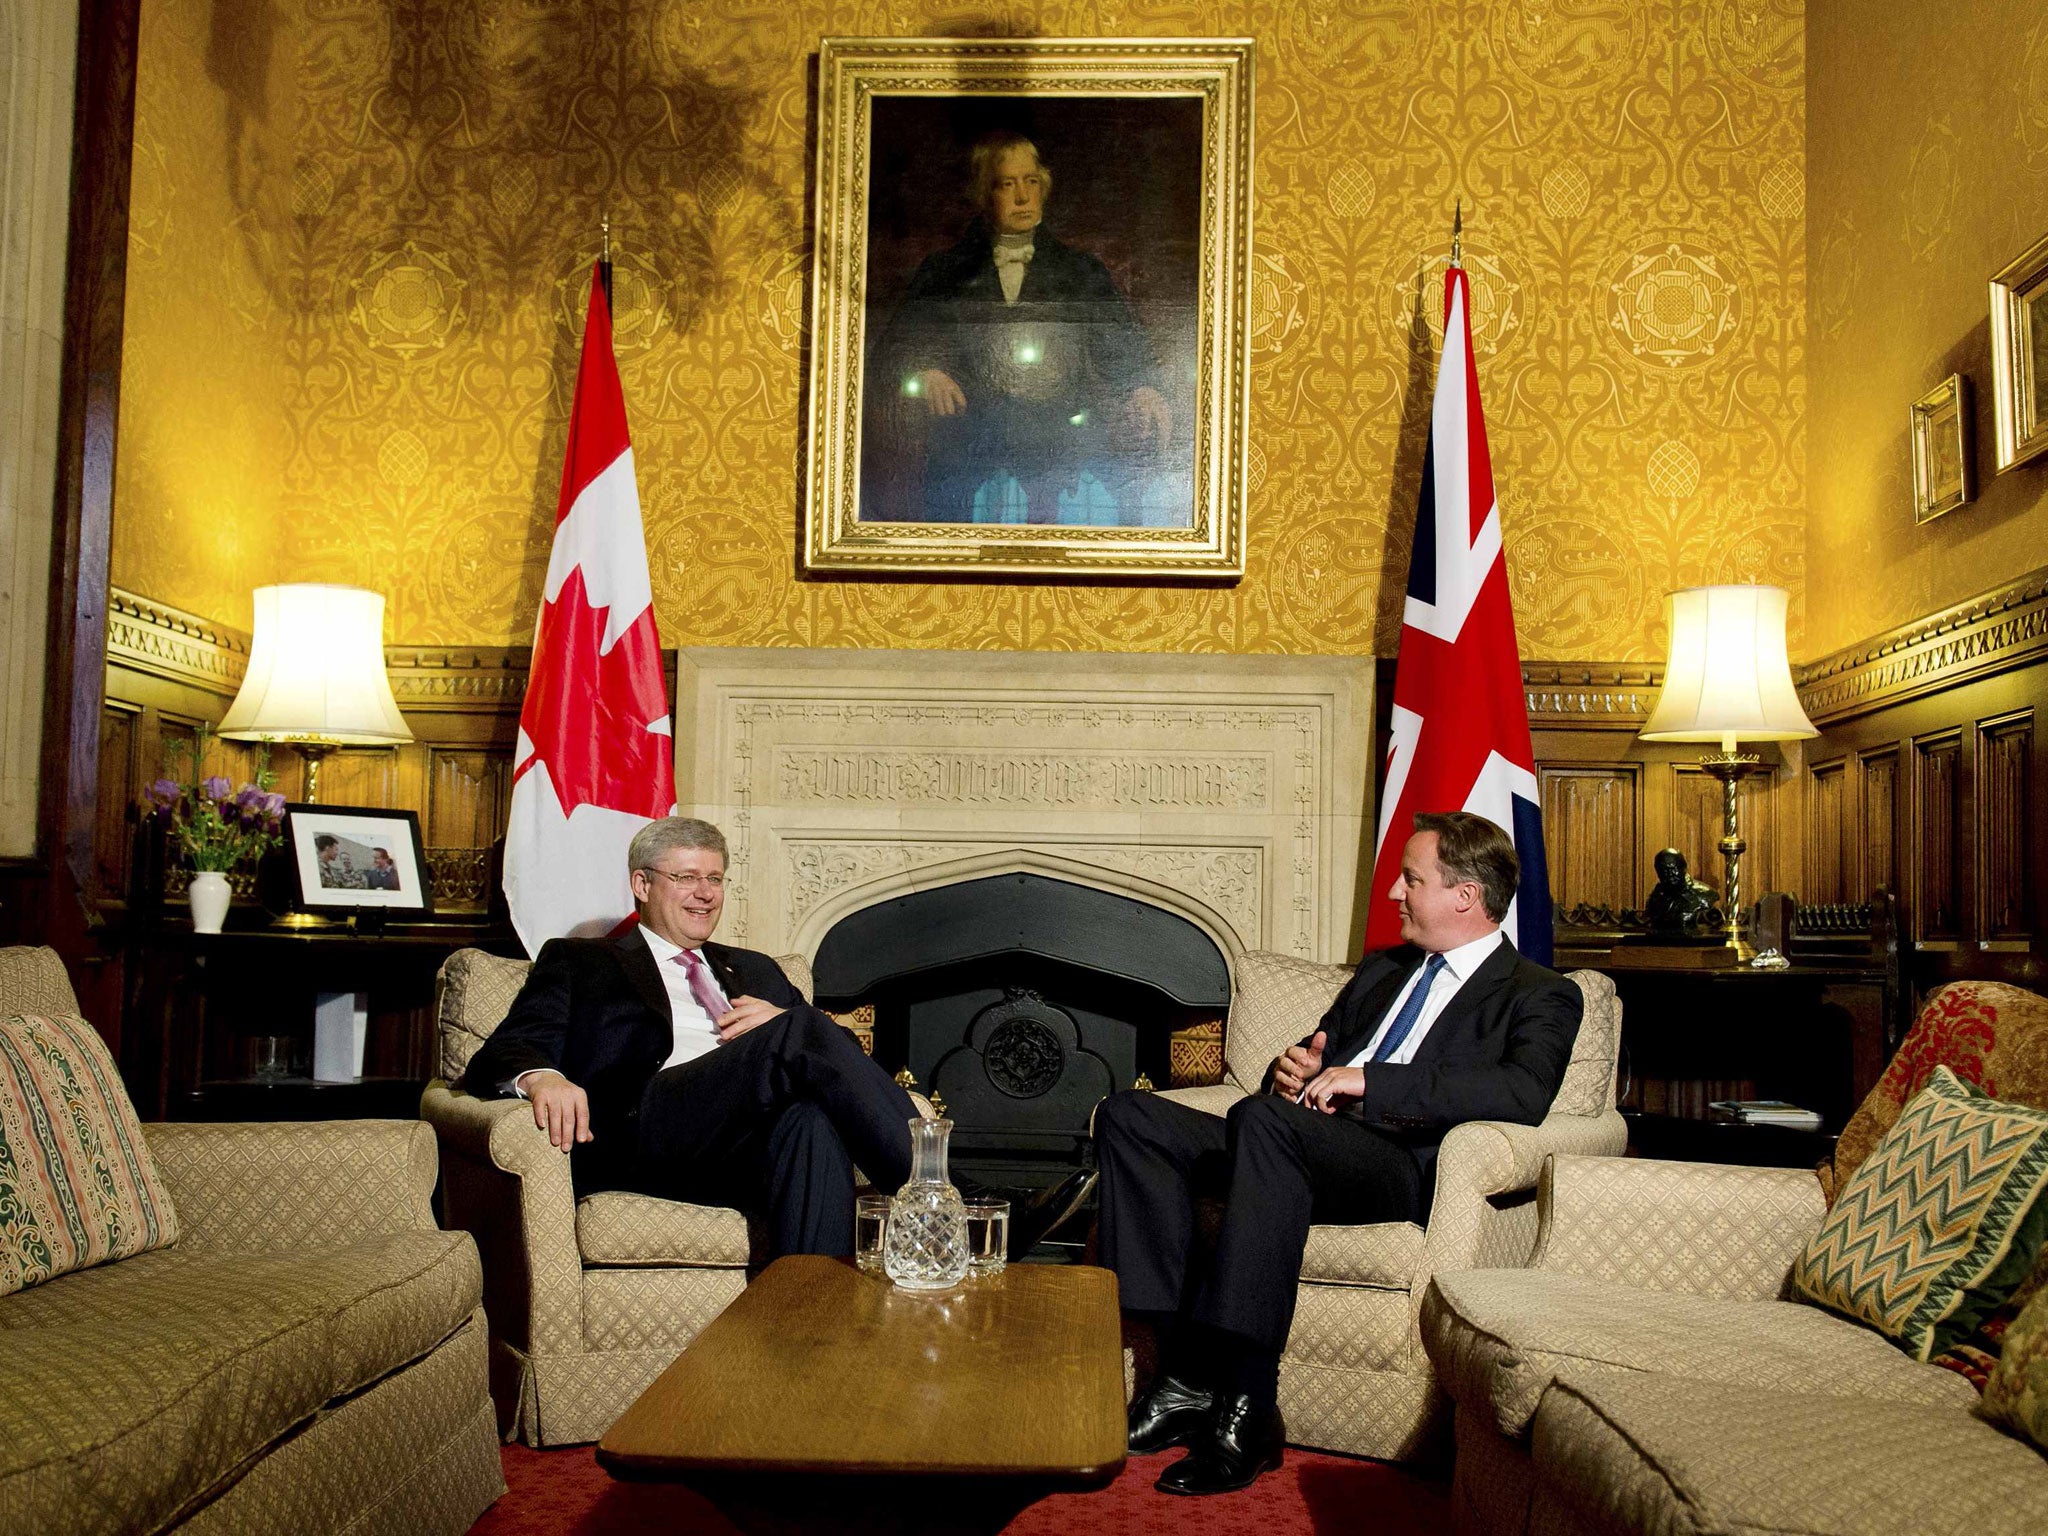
[463,817,916,1258]
[1092,811,1583,1495]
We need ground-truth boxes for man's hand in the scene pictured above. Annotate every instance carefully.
[520,1070,591,1153]
[1121,385,1171,452]
[1272,1030,1327,1100]
[715,995,788,1044]
[911,369,967,416]
[1303,1065,1366,1115]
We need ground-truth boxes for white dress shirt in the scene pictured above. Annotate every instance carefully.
[513,926,728,1096]
[1341,929,1505,1068]
[635,925,727,1070]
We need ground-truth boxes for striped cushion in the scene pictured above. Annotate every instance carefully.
[1,1013,178,1297]
[1792,1066,2048,1361]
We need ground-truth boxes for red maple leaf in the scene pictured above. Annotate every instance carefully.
[514,566,674,820]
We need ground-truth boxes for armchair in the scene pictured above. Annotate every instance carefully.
[1151,950,1625,1461]
[421,945,925,1447]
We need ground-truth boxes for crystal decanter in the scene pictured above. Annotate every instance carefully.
[883,1117,969,1291]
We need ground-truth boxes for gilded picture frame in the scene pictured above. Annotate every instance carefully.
[1989,230,2048,473]
[1909,373,1972,523]
[802,37,1254,579]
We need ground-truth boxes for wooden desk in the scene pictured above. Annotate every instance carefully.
[598,1254,1125,1534]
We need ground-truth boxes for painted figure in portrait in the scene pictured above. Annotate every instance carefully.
[860,101,1200,527]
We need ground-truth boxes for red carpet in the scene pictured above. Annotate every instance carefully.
[474,1444,1451,1533]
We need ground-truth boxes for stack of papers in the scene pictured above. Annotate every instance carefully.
[1708,1100,1823,1131]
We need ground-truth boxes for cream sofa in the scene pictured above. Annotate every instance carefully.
[0,946,504,1536]
[1421,1153,2048,1536]
[1153,950,1626,1461]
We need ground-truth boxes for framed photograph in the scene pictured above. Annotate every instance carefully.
[1989,230,2048,473]
[802,37,1254,579]
[284,805,432,914]
[1909,373,1973,522]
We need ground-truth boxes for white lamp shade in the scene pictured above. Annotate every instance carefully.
[1639,585,1816,745]
[218,585,414,746]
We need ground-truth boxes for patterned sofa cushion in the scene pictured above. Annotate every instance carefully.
[1792,1066,2048,1361]
[1531,1372,2048,1536]
[1422,1268,1975,1439]
[1,1012,178,1297]
[1824,980,2048,1202]
[1984,1282,2048,1453]
[1300,1220,1426,1288]
[0,1230,480,1536]
[575,1191,751,1267]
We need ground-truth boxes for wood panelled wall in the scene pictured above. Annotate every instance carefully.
[101,572,2048,988]
[1793,571,2047,987]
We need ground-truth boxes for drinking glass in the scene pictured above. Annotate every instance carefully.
[854,1194,890,1274]
[964,1199,1009,1276]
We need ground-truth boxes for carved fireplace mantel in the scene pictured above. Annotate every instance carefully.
[674,648,1376,966]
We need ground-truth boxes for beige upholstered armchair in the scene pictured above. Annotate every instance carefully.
[1152,951,1625,1461]
[422,946,922,1447]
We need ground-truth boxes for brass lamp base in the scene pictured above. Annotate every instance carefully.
[1698,751,1768,962]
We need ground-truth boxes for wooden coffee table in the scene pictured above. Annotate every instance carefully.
[597,1254,1126,1534]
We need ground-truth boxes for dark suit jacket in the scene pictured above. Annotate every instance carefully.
[1264,937,1583,1201]
[462,929,802,1193]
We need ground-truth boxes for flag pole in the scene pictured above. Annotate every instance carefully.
[1450,199,1462,269]
[598,211,613,306]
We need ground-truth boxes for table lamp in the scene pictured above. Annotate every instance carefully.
[218,584,414,802]
[1638,585,1816,961]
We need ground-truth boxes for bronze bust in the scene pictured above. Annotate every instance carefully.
[1643,848,1719,935]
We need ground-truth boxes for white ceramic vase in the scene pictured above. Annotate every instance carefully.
[187,871,231,934]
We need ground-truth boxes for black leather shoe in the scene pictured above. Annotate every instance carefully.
[1125,1372,1215,1454]
[1006,1168,1098,1259]
[1155,1394,1285,1495]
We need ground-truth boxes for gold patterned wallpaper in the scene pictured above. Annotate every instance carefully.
[113,0,1805,661]
[1806,0,2048,659]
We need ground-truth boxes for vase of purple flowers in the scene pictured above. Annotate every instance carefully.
[143,726,287,933]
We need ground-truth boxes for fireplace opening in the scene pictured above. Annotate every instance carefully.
[812,872,1231,1196]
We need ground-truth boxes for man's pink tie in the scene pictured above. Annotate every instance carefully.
[674,948,730,1023]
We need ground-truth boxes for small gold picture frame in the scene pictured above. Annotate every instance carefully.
[1989,231,2048,473]
[1909,373,1973,523]
[803,37,1255,579]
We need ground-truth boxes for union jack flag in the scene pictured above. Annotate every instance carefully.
[1363,265,1552,964]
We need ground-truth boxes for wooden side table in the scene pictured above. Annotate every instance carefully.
[124,921,523,1120]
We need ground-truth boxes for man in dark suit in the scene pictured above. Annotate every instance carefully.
[463,817,917,1258]
[871,130,1174,526]
[1096,811,1583,1495]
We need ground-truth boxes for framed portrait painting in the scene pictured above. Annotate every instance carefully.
[1990,230,2048,473]
[283,805,433,914]
[803,37,1254,579]
[1909,373,1972,523]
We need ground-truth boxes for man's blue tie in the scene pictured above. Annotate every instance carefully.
[1370,953,1447,1064]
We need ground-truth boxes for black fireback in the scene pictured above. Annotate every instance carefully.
[812,873,1231,1191]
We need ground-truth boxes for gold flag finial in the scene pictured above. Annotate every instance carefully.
[601,210,611,266]
[1450,199,1463,267]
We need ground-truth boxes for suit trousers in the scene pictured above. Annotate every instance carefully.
[1095,1089,1426,1355]
[632,1004,916,1258]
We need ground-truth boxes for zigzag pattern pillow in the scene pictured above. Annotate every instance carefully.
[1792,1065,2048,1361]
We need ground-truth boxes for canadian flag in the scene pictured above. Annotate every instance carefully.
[503,266,676,954]
[1363,265,1553,964]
